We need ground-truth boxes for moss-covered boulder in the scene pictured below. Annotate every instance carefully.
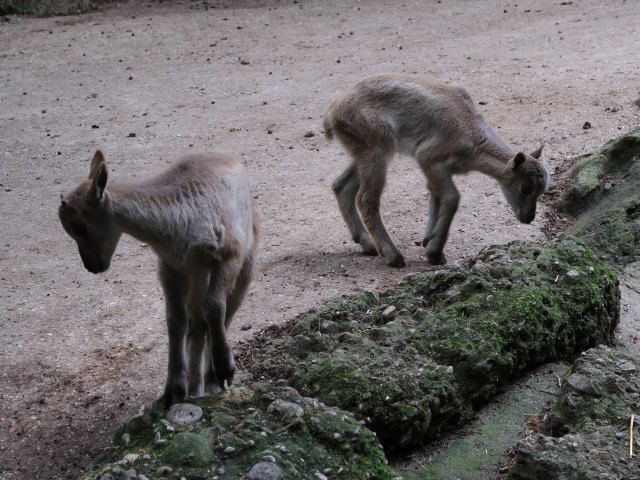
[556,130,640,263]
[507,346,640,480]
[557,130,640,215]
[240,236,619,451]
[80,384,395,480]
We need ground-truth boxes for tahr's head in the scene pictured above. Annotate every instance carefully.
[59,151,121,274]
[500,146,549,224]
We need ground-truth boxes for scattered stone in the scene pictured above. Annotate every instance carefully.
[381,305,396,317]
[154,431,166,445]
[566,373,601,397]
[246,461,283,480]
[167,403,203,424]
[583,121,592,129]
[267,399,304,419]
[618,360,637,372]
[121,453,139,465]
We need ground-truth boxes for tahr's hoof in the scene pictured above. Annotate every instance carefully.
[162,388,185,409]
[427,251,446,265]
[213,357,236,391]
[387,254,406,268]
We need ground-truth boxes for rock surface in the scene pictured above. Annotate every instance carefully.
[241,236,619,450]
[507,346,640,480]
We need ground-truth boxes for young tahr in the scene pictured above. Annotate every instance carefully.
[59,151,258,407]
[323,74,549,267]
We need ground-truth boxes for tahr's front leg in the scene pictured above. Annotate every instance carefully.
[421,170,460,266]
[159,261,189,407]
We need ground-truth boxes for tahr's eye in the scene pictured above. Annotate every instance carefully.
[521,185,534,195]
[72,223,88,238]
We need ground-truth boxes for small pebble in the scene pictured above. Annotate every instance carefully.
[382,305,396,317]
[154,431,166,445]
[167,403,203,424]
[156,466,173,475]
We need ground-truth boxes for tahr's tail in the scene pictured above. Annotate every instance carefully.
[322,113,334,141]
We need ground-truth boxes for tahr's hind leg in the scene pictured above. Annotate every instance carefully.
[204,251,255,394]
[203,259,243,390]
[185,273,209,397]
[332,164,377,256]
[158,261,189,407]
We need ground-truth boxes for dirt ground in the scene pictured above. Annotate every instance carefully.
[1,0,639,478]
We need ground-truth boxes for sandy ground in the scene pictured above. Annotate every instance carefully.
[1,0,639,478]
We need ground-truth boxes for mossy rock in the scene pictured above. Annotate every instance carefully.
[567,164,640,264]
[557,130,640,216]
[557,130,640,263]
[241,236,619,451]
[161,432,216,467]
[79,384,395,480]
[507,346,640,480]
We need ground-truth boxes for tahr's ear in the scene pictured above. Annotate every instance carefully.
[530,145,544,159]
[513,152,526,170]
[88,151,108,201]
[89,151,105,179]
